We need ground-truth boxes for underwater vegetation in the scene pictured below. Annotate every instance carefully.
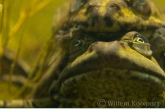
[0,0,67,100]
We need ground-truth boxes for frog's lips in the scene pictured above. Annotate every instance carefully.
[56,41,165,89]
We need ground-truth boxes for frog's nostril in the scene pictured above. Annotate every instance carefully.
[109,4,121,11]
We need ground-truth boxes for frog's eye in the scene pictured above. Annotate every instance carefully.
[128,0,151,16]
[133,33,148,43]
[134,37,144,43]
[133,33,149,43]
[70,36,85,54]
[132,33,152,56]
[70,0,87,12]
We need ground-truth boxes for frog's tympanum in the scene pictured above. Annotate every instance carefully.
[0,0,165,108]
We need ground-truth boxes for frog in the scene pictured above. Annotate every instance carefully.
[55,0,165,69]
[61,0,165,33]
[49,31,165,108]
[0,0,165,108]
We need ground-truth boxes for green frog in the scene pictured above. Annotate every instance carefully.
[0,0,165,108]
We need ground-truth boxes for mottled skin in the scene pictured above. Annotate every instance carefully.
[65,0,165,33]
[51,31,165,107]
[56,0,165,69]
[51,0,165,107]
[0,0,165,108]
[149,27,165,70]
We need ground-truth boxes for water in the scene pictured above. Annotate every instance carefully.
[0,0,165,107]
[0,0,67,100]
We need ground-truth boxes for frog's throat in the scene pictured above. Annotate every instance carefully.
[55,68,165,107]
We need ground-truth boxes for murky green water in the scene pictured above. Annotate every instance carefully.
[0,0,68,65]
[0,0,68,100]
[0,0,165,105]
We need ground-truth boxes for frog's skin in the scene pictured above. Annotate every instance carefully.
[49,31,165,108]
[55,0,165,70]
[0,0,165,108]
[64,0,165,33]
[149,27,165,70]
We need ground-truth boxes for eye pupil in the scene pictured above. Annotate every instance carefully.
[134,34,145,43]
[70,37,85,54]
[133,33,149,43]
[134,37,144,43]
[131,32,152,56]
[137,38,144,43]
[75,39,85,47]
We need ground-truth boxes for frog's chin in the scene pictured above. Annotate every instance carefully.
[55,68,165,107]
[62,68,165,89]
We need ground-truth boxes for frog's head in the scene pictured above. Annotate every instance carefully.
[51,31,165,107]
[67,0,165,33]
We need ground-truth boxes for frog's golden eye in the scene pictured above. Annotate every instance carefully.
[70,0,87,12]
[134,37,145,43]
[133,33,148,43]
[132,33,152,56]
[70,36,85,54]
[127,0,151,16]
[121,32,152,57]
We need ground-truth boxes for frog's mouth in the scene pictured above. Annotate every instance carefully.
[53,40,165,107]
